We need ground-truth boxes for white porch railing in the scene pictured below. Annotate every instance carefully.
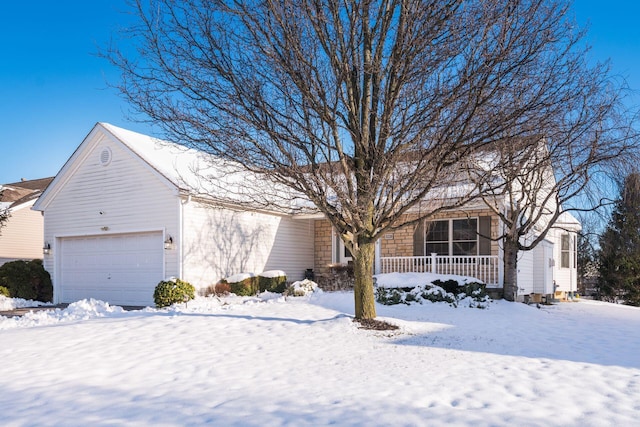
[379,254,501,287]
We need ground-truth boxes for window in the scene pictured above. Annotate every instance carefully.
[452,218,478,255]
[561,234,571,268]
[425,218,478,256]
[426,220,449,255]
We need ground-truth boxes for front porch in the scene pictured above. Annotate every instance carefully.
[376,254,502,288]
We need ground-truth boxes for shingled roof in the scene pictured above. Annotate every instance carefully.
[0,177,54,209]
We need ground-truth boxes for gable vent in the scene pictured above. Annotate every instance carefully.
[99,148,112,166]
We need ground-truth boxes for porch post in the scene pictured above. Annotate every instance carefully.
[374,240,381,274]
[431,253,437,274]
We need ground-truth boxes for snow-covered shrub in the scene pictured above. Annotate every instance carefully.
[0,259,52,302]
[376,279,489,308]
[153,278,196,308]
[418,285,456,304]
[225,273,258,296]
[431,279,459,294]
[258,270,287,293]
[0,285,9,297]
[316,264,354,291]
[375,287,408,305]
[432,279,485,298]
[285,279,320,297]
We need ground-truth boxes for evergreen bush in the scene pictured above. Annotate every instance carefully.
[153,278,195,308]
[375,279,489,308]
[226,273,258,296]
[598,172,640,306]
[0,259,52,301]
[258,271,287,293]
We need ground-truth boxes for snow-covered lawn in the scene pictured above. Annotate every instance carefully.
[1,292,639,426]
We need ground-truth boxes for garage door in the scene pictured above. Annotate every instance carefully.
[60,232,164,306]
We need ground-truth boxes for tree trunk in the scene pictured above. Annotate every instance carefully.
[353,240,377,320]
[503,238,519,302]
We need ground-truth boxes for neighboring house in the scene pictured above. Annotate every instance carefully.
[0,177,53,266]
[34,123,579,306]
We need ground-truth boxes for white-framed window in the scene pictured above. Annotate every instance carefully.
[425,218,478,256]
[560,233,578,268]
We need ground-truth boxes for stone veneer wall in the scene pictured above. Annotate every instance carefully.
[314,219,333,276]
[381,209,500,257]
[313,210,501,277]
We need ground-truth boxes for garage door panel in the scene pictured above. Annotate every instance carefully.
[60,232,164,306]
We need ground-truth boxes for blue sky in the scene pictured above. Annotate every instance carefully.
[1,1,639,184]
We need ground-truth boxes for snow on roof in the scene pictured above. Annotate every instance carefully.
[100,122,218,191]
[557,211,580,225]
[101,123,311,213]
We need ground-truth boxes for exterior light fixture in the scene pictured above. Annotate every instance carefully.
[164,236,174,250]
[43,242,51,255]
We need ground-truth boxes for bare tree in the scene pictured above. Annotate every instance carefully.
[465,57,636,301]
[106,0,632,317]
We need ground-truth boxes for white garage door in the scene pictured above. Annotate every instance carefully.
[60,232,164,306]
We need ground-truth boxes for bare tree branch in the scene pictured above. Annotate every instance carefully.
[104,0,638,314]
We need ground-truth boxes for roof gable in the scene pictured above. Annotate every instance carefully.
[33,123,184,211]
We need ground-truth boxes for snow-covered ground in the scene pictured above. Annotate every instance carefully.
[1,291,639,426]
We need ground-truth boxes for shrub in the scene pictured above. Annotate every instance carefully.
[375,287,410,305]
[432,279,459,295]
[375,279,489,308]
[258,270,287,293]
[226,273,258,296]
[285,279,320,297]
[199,284,215,297]
[0,285,9,297]
[214,282,231,295]
[0,259,53,301]
[431,279,487,298]
[199,282,231,297]
[153,278,195,308]
[316,264,355,291]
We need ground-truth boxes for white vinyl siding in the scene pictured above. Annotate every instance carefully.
[181,201,314,288]
[42,135,181,303]
[548,227,579,293]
